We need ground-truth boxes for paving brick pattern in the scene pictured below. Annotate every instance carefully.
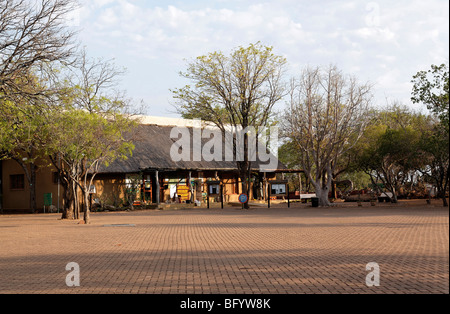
[0,202,448,294]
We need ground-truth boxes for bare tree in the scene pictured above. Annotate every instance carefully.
[0,0,78,101]
[283,65,372,206]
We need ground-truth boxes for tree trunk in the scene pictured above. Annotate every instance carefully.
[73,182,79,219]
[61,180,74,220]
[237,161,250,209]
[314,183,331,206]
[310,165,333,207]
[386,184,398,203]
[438,174,449,207]
[376,166,398,203]
[439,179,448,207]
[298,172,302,193]
[237,123,251,209]
[83,190,90,224]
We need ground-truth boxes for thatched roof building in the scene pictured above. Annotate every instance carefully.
[93,116,295,205]
[100,117,288,174]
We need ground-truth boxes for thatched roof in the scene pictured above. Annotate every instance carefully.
[99,123,287,174]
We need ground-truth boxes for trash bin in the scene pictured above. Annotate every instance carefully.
[311,197,319,207]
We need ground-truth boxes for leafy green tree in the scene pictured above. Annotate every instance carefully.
[0,100,14,158]
[0,73,53,212]
[0,102,44,212]
[172,43,287,208]
[411,64,449,206]
[354,106,433,202]
[412,64,449,129]
[45,53,137,223]
[417,124,449,206]
[46,109,135,223]
[377,127,422,202]
[1,0,77,212]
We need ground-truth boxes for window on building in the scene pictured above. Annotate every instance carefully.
[10,174,25,190]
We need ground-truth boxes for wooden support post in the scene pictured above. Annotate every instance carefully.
[220,182,223,209]
[189,171,193,203]
[287,184,290,208]
[263,172,267,201]
[155,170,160,205]
[141,172,145,203]
[298,172,302,194]
[207,184,210,209]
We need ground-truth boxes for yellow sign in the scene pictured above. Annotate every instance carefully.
[177,185,190,200]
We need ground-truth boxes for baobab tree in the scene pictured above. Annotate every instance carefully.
[283,65,373,206]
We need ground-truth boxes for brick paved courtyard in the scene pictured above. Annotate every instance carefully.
[0,201,448,294]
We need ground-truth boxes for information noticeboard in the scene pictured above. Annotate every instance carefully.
[44,193,52,207]
[207,181,221,195]
[267,180,290,208]
[209,184,220,195]
[269,181,288,196]
[206,181,223,209]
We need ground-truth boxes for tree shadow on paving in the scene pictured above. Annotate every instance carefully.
[0,247,447,294]
[92,204,450,220]
[95,221,432,230]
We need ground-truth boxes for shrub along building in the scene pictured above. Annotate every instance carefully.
[0,116,290,212]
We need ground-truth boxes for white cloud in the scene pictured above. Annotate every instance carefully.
[79,1,317,62]
[354,27,397,43]
[76,0,449,116]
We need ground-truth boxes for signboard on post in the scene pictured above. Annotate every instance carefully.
[268,180,290,208]
[206,181,222,209]
[238,193,248,204]
[44,193,52,206]
[44,193,52,213]
[176,185,190,202]
[238,193,248,209]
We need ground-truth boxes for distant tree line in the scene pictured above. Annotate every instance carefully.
[173,43,449,207]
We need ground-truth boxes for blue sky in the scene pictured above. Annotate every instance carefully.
[71,0,449,117]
